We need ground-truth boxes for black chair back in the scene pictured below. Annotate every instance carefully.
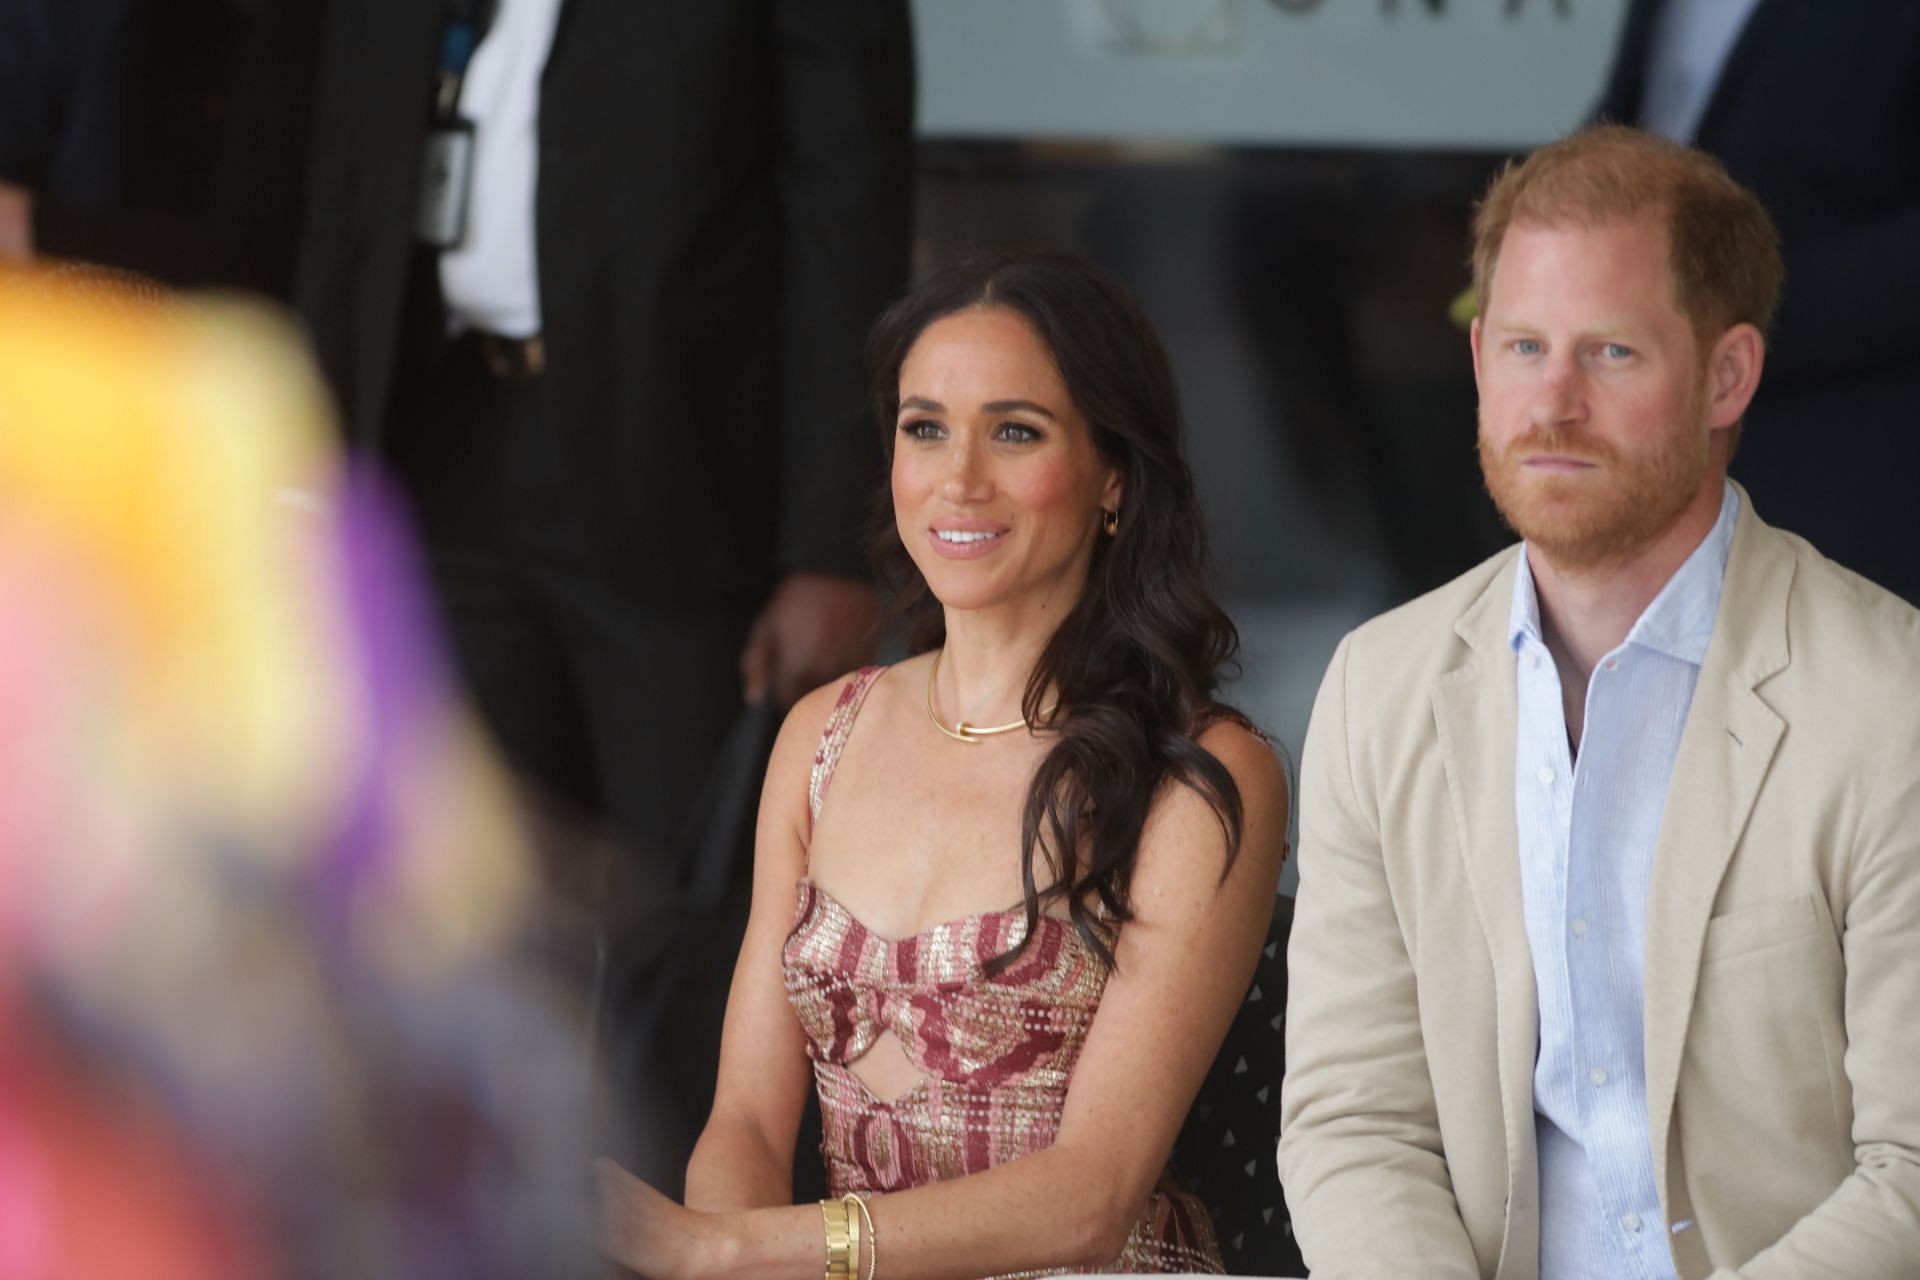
[1172,892,1305,1276]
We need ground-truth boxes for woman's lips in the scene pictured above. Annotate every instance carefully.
[928,526,1009,559]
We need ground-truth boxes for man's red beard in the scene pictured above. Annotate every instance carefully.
[1477,408,1710,573]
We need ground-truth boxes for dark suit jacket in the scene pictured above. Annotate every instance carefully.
[296,0,915,603]
[1,0,315,297]
[1597,0,1920,600]
[0,0,132,203]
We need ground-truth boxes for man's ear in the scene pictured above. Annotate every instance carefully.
[1469,316,1484,393]
[1707,322,1765,430]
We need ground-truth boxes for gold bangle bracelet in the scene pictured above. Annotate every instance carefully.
[846,1191,863,1280]
[845,1193,878,1280]
[821,1197,855,1280]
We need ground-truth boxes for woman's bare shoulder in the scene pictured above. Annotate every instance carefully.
[778,673,861,745]
[1196,717,1289,814]
[1196,715,1281,769]
[1136,717,1289,883]
[765,663,910,798]
[760,675,865,822]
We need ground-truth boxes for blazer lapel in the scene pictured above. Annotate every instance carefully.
[1430,551,1542,1260]
[1640,494,1793,1231]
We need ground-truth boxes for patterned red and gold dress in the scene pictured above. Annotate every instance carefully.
[782,668,1224,1277]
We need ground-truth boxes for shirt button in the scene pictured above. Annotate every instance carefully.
[1570,918,1588,938]
[1590,1067,1608,1086]
[1538,766,1555,785]
[1622,1213,1642,1234]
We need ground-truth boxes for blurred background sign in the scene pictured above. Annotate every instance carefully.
[915,0,1624,149]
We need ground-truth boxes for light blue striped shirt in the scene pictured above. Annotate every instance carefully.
[1507,483,1740,1280]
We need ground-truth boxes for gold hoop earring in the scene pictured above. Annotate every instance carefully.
[1101,508,1120,536]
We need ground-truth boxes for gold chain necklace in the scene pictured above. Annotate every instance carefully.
[924,648,1054,744]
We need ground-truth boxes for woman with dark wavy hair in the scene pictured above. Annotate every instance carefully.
[596,251,1287,1278]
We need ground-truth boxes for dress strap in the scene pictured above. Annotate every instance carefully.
[807,666,887,839]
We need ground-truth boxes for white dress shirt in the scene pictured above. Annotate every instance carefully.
[1640,0,1766,142]
[438,0,564,337]
[1509,483,1741,1280]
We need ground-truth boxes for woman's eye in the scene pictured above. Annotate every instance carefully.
[996,422,1042,444]
[899,418,944,441]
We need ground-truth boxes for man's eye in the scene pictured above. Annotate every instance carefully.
[997,422,1042,443]
[899,419,943,441]
[1603,343,1634,359]
[1513,339,1543,356]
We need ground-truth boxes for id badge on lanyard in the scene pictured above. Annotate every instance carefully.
[416,1,494,249]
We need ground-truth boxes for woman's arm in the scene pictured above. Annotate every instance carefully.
[604,721,1291,1280]
[679,682,840,1212]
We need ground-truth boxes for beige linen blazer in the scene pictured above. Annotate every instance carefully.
[1278,495,1920,1279]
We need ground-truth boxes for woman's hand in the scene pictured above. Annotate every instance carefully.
[595,1158,722,1279]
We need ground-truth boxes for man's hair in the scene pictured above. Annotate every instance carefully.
[1472,124,1783,347]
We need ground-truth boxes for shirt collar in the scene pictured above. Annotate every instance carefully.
[1508,481,1741,667]
[1509,544,1548,653]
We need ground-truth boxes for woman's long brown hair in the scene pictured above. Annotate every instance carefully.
[866,251,1249,973]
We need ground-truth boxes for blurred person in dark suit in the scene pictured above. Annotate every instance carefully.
[0,0,130,228]
[0,0,319,297]
[293,0,914,1177]
[1597,0,1920,604]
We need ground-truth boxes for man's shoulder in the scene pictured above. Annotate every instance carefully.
[1339,544,1522,680]
[1764,522,1920,690]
